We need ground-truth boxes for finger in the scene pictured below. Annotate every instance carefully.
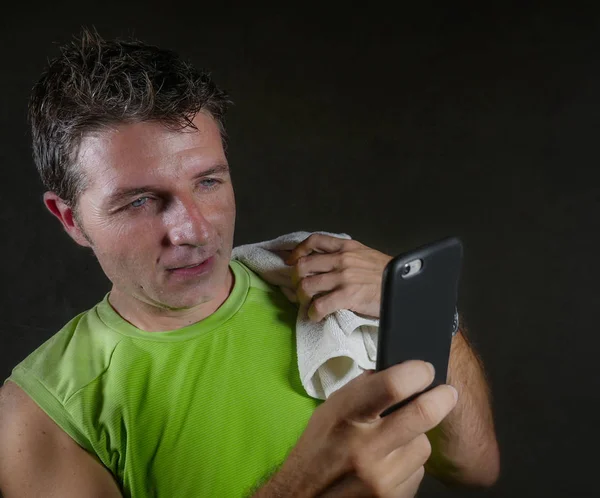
[377,384,458,453]
[294,260,372,297]
[332,360,436,422]
[318,469,424,498]
[293,251,377,280]
[308,287,352,322]
[355,436,430,497]
[293,253,339,281]
[391,465,425,498]
[295,263,367,301]
[319,437,428,498]
[296,271,341,306]
[286,234,354,264]
[375,434,432,485]
[291,254,339,290]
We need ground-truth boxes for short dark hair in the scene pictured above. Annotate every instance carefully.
[29,28,232,207]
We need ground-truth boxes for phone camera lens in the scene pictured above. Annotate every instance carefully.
[401,264,411,276]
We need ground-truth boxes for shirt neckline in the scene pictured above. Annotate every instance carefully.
[95,260,249,342]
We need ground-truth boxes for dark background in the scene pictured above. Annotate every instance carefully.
[1,3,598,497]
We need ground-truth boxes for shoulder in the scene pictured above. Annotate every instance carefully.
[9,305,123,406]
[0,381,122,497]
[0,381,82,477]
[232,259,276,293]
[0,380,64,440]
[233,260,297,310]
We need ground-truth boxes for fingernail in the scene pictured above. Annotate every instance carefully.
[448,385,458,402]
[425,362,435,376]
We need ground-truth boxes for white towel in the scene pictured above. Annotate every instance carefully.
[231,231,379,400]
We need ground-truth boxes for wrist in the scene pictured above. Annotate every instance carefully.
[251,461,311,498]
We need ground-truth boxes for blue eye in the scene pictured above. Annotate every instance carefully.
[131,197,148,208]
[200,179,218,188]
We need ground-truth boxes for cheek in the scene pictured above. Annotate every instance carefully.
[200,189,236,230]
[105,210,166,238]
[216,188,236,223]
[92,220,161,263]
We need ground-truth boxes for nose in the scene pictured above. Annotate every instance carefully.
[164,197,214,247]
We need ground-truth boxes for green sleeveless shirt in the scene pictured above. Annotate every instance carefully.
[5,260,322,497]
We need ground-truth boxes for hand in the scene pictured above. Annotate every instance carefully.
[285,233,393,321]
[254,361,458,498]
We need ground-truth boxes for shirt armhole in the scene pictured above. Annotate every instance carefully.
[6,366,95,454]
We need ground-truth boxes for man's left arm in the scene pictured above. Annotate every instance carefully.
[286,234,500,488]
[424,325,500,487]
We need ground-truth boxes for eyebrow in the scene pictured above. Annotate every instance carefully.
[105,164,230,208]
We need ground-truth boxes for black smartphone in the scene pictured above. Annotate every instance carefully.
[376,236,463,416]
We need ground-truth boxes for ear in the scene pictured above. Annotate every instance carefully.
[43,192,92,248]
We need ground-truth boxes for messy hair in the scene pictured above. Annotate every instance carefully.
[28,28,232,207]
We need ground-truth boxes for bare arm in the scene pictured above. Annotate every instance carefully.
[0,381,123,498]
[282,234,500,488]
[252,360,458,498]
[425,326,500,487]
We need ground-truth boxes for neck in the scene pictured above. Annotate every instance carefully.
[107,267,235,332]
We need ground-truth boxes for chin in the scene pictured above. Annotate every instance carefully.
[153,259,231,310]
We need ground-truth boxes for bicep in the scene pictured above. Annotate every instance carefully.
[0,382,122,498]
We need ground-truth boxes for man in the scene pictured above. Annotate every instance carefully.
[0,30,499,497]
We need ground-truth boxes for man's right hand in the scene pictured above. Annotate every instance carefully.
[255,360,458,498]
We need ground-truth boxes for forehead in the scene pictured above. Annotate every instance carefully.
[76,113,226,190]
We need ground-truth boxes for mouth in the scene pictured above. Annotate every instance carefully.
[166,256,215,277]
[167,256,210,271]
[175,262,204,270]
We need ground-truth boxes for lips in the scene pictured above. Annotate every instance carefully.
[167,258,210,271]
[166,256,215,278]
[178,262,203,269]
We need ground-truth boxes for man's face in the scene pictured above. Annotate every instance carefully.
[71,112,236,311]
